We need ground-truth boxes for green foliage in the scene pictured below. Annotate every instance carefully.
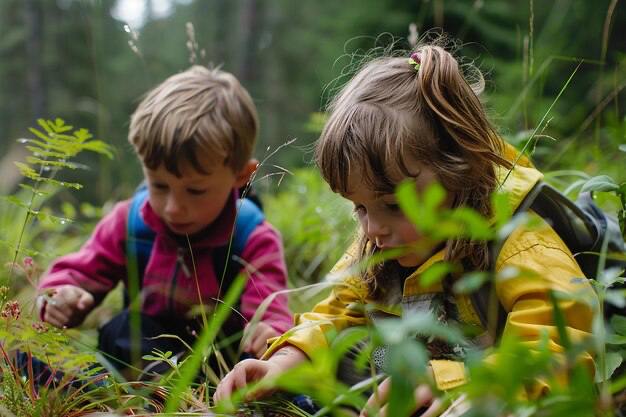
[3,118,113,287]
[263,169,355,308]
[0,1,624,414]
[0,119,115,415]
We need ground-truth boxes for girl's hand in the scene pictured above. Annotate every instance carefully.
[242,322,280,358]
[37,285,95,328]
[214,358,283,403]
[214,345,308,404]
[361,377,443,417]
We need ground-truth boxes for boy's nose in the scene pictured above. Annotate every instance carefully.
[164,196,185,217]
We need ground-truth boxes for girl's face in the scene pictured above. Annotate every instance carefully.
[343,163,445,268]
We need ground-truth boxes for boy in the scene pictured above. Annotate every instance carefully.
[37,66,292,374]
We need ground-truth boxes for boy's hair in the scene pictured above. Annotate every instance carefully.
[316,41,512,296]
[129,65,258,175]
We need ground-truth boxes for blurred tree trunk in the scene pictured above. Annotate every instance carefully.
[0,0,46,193]
[215,0,230,62]
[236,0,260,85]
[24,0,46,119]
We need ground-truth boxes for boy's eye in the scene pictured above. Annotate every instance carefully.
[385,203,400,212]
[187,188,207,196]
[151,183,168,191]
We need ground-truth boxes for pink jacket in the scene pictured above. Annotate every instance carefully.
[38,191,293,334]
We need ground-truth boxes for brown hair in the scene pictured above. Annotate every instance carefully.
[316,42,512,295]
[128,65,258,175]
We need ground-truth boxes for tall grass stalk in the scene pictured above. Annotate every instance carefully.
[163,273,247,413]
[500,61,582,187]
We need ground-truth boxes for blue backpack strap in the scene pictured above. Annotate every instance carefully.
[126,186,155,306]
[125,189,263,305]
[213,198,265,295]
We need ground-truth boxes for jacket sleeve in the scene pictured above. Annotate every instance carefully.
[263,250,369,358]
[38,201,130,304]
[494,223,596,391]
[239,221,293,334]
[428,222,597,394]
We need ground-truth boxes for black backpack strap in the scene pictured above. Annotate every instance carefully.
[469,182,563,338]
[471,180,626,338]
[466,260,507,339]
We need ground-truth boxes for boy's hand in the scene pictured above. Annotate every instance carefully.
[242,322,280,358]
[37,285,95,328]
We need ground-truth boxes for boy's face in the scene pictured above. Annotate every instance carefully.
[143,159,256,236]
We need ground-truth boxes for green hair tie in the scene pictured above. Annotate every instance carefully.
[408,52,421,71]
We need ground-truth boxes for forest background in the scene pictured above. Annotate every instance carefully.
[2,0,625,290]
[0,0,625,415]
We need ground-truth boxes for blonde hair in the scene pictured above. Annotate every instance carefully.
[316,42,512,296]
[129,65,258,175]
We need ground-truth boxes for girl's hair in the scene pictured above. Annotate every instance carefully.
[316,41,512,296]
[128,65,258,176]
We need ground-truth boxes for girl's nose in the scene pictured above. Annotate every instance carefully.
[365,215,391,243]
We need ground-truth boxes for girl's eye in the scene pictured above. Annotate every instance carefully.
[353,204,366,216]
[187,188,207,196]
[385,203,400,212]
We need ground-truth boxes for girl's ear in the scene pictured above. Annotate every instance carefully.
[234,158,259,188]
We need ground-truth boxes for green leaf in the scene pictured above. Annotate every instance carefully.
[28,127,51,141]
[53,117,72,132]
[492,192,513,229]
[581,175,619,193]
[453,272,490,294]
[447,207,493,240]
[46,178,82,189]
[26,157,78,169]
[423,182,447,212]
[596,351,623,382]
[61,202,77,219]
[25,145,65,158]
[420,261,453,287]
[549,290,571,349]
[387,342,429,417]
[2,195,28,209]
[611,315,626,336]
[82,139,114,158]
[14,161,40,180]
[605,333,626,345]
[73,128,93,142]
[396,181,427,229]
[45,214,73,225]
[599,267,626,288]
[36,118,53,134]
[18,184,48,196]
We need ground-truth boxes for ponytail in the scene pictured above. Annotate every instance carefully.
[412,45,511,270]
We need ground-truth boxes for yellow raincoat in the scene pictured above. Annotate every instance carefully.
[266,162,597,395]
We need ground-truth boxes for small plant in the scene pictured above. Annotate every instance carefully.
[4,118,112,285]
[0,118,113,415]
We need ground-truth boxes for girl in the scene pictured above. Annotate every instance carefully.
[214,42,596,416]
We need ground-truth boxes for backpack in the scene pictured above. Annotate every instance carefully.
[470,181,626,335]
[124,186,265,307]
